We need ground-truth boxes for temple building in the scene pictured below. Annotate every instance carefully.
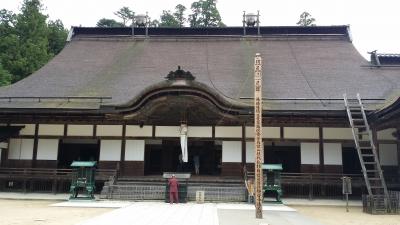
[0,26,399,196]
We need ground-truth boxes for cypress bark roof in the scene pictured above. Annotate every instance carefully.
[0,26,399,111]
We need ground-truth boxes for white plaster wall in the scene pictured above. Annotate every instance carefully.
[155,126,180,137]
[215,126,242,138]
[37,139,59,160]
[245,127,280,139]
[222,141,242,162]
[246,142,255,163]
[8,138,34,160]
[39,124,64,136]
[379,144,398,166]
[0,142,8,148]
[125,140,145,161]
[67,125,93,136]
[323,128,353,140]
[323,143,342,165]
[126,125,152,137]
[11,124,36,135]
[100,140,121,161]
[300,142,319,164]
[188,127,212,138]
[97,125,123,137]
[285,127,319,139]
[377,128,397,141]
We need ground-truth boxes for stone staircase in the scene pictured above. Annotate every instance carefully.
[100,176,246,202]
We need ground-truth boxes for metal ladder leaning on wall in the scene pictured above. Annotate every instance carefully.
[343,93,389,200]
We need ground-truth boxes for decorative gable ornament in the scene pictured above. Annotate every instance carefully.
[165,66,195,81]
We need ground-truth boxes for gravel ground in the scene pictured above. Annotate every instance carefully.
[293,205,400,225]
[0,199,112,225]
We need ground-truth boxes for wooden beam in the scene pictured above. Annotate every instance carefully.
[242,124,246,166]
[319,127,324,173]
[32,124,39,168]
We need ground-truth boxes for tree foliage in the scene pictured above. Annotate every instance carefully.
[114,7,134,27]
[160,10,179,27]
[96,18,124,28]
[0,0,68,85]
[174,4,186,27]
[188,0,223,27]
[296,11,316,26]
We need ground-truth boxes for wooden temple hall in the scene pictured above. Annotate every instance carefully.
[0,25,399,200]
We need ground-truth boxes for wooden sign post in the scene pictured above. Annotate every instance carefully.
[254,53,263,219]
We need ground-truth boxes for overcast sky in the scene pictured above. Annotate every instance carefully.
[2,0,400,59]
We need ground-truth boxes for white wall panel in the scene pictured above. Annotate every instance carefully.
[126,125,152,137]
[188,127,212,138]
[125,140,145,161]
[39,124,64,136]
[97,125,123,137]
[323,128,353,140]
[0,142,8,148]
[222,141,242,162]
[323,143,342,165]
[155,126,180,137]
[246,142,255,163]
[245,127,280,139]
[285,127,319,139]
[377,128,397,141]
[215,127,242,138]
[37,139,59,160]
[8,138,34,160]
[67,125,93,136]
[300,142,319,164]
[12,124,36,135]
[100,140,121,161]
[379,144,398,166]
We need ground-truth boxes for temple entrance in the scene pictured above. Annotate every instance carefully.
[342,147,362,174]
[57,139,100,168]
[144,140,221,175]
[265,142,301,173]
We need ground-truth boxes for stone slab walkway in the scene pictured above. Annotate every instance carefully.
[75,202,322,225]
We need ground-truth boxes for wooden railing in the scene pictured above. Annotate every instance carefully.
[0,167,118,193]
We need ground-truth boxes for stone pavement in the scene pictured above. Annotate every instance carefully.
[72,202,322,225]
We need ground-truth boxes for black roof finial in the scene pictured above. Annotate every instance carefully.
[166,66,195,81]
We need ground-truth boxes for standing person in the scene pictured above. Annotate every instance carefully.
[168,174,179,204]
[193,154,200,175]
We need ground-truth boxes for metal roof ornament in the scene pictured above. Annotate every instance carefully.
[165,66,196,81]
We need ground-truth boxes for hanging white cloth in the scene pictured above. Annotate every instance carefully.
[180,124,188,162]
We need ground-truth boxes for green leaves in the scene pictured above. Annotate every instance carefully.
[0,0,68,85]
[189,0,223,27]
[96,18,124,28]
[297,11,316,26]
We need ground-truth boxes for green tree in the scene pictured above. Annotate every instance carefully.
[13,0,51,82]
[114,7,134,27]
[0,63,12,86]
[96,18,124,28]
[0,0,67,84]
[149,19,159,27]
[159,10,179,27]
[296,11,316,26]
[47,19,68,55]
[174,4,186,27]
[188,0,223,27]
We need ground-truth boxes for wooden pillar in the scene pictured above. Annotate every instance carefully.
[397,127,400,176]
[120,123,126,175]
[319,127,324,173]
[32,124,39,168]
[241,124,246,167]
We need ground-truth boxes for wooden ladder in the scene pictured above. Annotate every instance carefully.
[343,93,389,202]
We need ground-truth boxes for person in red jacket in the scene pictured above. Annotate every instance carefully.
[168,174,179,203]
